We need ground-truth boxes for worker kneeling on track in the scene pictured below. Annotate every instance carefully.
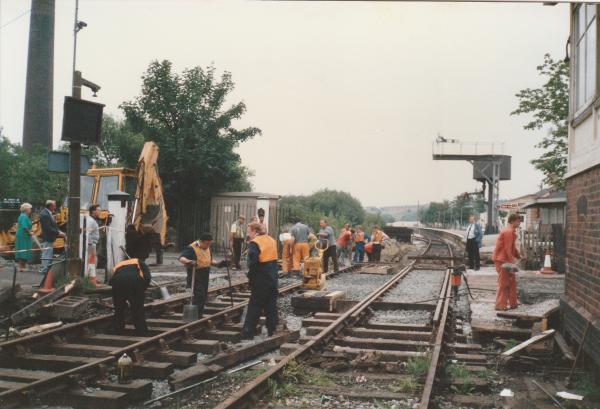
[242,222,279,339]
[178,233,226,318]
[110,258,151,336]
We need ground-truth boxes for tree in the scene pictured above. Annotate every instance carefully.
[120,60,260,237]
[0,135,67,205]
[91,115,145,167]
[62,115,145,168]
[512,54,569,189]
[280,189,384,232]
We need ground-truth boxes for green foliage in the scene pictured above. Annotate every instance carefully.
[87,115,145,168]
[406,354,431,378]
[576,374,600,402]
[418,192,485,228]
[512,54,569,189]
[120,60,259,224]
[503,338,519,352]
[279,189,391,233]
[396,376,419,393]
[0,135,67,205]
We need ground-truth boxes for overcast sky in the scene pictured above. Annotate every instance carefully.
[0,1,569,207]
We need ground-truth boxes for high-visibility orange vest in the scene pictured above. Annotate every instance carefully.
[251,234,278,262]
[113,258,144,279]
[191,241,212,268]
[355,232,365,243]
[372,230,383,243]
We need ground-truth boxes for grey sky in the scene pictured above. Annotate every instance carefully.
[0,1,568,207]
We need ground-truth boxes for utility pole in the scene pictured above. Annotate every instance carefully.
[66,1,82,280]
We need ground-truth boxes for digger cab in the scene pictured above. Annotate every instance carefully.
[61,167,137,221]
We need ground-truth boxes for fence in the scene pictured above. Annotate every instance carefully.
[521,224,565,273]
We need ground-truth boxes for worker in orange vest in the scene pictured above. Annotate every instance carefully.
[109,258,151,335]
[353,225,367,263]
[178,233,227,318]
[242,222,279,339]
[492,214,521,311]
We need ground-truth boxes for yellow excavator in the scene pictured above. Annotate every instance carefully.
[0,142,168,264]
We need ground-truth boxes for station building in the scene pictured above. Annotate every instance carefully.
[563,3,600,368]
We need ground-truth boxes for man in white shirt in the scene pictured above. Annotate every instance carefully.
[230,215,246,270]
[85,205,101,284]
[465,215,483,271]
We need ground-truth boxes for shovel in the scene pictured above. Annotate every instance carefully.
[182,264,198,322]
[119,245,170,300]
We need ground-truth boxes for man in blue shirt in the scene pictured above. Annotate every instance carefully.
[465,215,483,271]
[318,219,338,273]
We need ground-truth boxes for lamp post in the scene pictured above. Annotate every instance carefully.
[66,0,98,280]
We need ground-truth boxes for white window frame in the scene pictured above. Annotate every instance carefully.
[572,3,598,119]
[571,3,598,120]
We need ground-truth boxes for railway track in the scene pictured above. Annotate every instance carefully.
[213,236,458,409]
[0,266,359,408]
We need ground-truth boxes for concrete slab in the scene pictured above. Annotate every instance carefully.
[465,267,564,340]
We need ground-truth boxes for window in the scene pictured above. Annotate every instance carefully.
[575,4,597,112]
[80,176,96,210]
[97,176,119,210]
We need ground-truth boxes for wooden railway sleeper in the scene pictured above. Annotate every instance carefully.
[15,344,29,355]
[52,334,66,344]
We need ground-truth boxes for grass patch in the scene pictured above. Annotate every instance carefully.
[446,363,479,395]
[268,359,334,399]
[306,370,334,387]
[447,362,470,379]
[225,367,265,381]
[503,338,520,352]
[397,376,420,393]
[575,374,600,402]
[406,354,431,378]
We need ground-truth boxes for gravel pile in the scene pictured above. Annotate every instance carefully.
[370,309,432,325]
[383,270,445,304]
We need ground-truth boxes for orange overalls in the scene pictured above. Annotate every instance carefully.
[492,226,520,310]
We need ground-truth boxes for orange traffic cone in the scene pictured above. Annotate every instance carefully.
[87,249,99,287]
[38,269,55,294]
[539,249,555,275]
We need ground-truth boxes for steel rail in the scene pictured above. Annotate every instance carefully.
[0,264,360,403]
[212,262,416,409]
[213,234,455,409]
[0,279,251,350]
[419,240,454,409]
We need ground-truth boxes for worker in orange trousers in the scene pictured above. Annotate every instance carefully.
[492,214,521,310]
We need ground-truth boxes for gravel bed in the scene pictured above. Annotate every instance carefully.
[383,269,445,304]
[370,309,432,325]
[268,395,420,408]
[325,272,391,301]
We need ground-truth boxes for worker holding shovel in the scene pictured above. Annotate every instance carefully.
[178,233,227,318]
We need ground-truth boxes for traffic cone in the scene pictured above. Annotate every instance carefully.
[539,249,555,274]
[87,250,99,287]
[38,269,55,294]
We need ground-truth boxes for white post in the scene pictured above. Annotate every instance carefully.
[106,192,130,280]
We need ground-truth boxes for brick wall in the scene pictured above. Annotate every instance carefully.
[565,164,600,318]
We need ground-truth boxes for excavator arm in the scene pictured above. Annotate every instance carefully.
[131,142,168,246]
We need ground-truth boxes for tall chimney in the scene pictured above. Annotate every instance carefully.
[22,0,55,150]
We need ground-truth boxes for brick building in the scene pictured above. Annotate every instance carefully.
[562,4,600,367]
